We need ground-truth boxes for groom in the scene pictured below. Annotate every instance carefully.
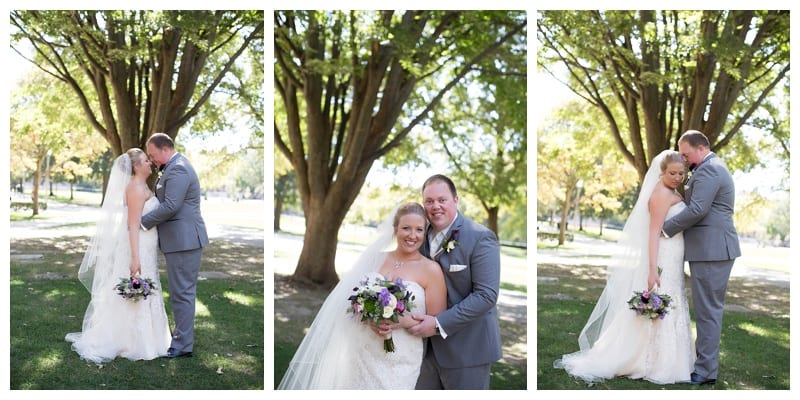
[142,132,209,359]
[407,174,502,389]
[662,130,741,385]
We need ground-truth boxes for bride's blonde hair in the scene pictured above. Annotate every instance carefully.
[125,148,146,175]
[659,150,684,173]
[392,202,426,228]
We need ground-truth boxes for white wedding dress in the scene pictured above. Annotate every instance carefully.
[336,272,426,389]
[66,196,171,363]
[279,269,427,389]
[555,202,695,384]
[279,205,429,390]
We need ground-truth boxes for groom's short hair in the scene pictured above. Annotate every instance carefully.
[147,132,175,149]
[680,130,710,149]
[422,174,458,198]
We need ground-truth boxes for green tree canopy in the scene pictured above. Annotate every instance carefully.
[427,32,527,236]
[538,10,789,182]
[275,10,527,286]
[11,10,264,156]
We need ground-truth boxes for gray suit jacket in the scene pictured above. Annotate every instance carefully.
[142,153,209,253]
[662,153,741,261]
[420,213,503,368]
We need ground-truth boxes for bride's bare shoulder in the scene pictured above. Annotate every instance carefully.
[125,181,150,200]
[422,258,444,277]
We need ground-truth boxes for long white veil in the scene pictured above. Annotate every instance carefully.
[574,149,671,351]
[66,154,133,342]
[277,205,399,389]
[76,154,133,291]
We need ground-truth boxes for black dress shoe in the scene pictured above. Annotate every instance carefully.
[690,372,716,385]
[162,348,193,359]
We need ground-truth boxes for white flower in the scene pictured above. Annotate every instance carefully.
[382,295,398,318]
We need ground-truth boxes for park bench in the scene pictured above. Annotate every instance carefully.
[537,231,573,242]
[10,201,47,212]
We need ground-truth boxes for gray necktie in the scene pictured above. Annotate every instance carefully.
[430,231,446,258]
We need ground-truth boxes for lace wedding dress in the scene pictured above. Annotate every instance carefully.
[66,196,171,363]
[335,271,426,389]
[554,202,695,384]
[279,269,427,389]
[279,204,430,390]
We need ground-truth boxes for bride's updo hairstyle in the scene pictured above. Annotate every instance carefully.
[125,148,146,175]
[659,150,684,173]
[393,202,426,229]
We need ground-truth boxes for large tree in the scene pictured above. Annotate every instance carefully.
[538,101,617,245]
[274,10,527,286]
[10,10,264,156]
[10,69,92,215]
[427,35,527,236]
[538,10,789,182]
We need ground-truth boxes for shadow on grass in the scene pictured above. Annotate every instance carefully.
[10,235,264,390]
[537,262,789,390]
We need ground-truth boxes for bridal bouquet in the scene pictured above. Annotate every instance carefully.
[627,289,672,320]
[348,276,416,352]
[114,275,157,301]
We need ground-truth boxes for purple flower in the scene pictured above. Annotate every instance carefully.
[396,301,405,313]
[652,295,661,310]
[379,287,392,306]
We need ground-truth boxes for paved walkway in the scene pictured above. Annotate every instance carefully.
[9,199,263,248]
[538,233,789,288]
[273,231,528,326]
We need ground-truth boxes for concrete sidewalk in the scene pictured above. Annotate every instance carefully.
[9,199,263,248]
[537,233,789,288]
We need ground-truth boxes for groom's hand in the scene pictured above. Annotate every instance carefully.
[407,314,435,338]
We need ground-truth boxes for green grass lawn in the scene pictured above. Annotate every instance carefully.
[9,234,264,390]
[537,260,790,390]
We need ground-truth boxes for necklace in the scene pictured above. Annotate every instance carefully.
[392,255,421,270]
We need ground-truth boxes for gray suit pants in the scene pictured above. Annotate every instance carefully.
[689,259,734,379]
[415,340,492,389]
[165,248,202,353]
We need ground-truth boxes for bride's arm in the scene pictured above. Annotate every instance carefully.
[424,261,447,316]
[399,261,447,329]
[125,184,146,277]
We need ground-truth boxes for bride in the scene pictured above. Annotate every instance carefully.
[278,202,447,389]
[65,148,171,363]
[554,149,696,384]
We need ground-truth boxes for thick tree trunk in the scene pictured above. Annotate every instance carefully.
[291,209,346,289]
[291,161,373,288]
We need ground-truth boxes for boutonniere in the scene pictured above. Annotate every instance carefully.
[442,230,460,253]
